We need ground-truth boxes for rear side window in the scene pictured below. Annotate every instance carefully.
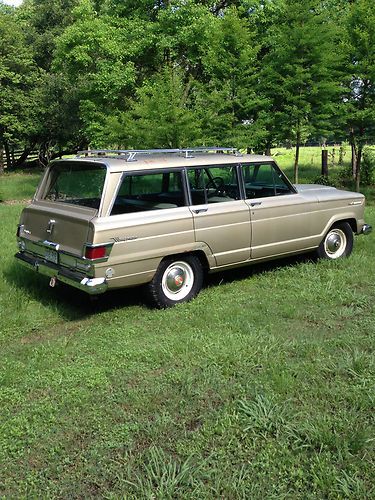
[44,162,106,209]
[111,171,185,215]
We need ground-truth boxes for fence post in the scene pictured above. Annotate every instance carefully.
[321,149,328,177]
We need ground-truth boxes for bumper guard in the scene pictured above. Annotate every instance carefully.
[361,224,372,235]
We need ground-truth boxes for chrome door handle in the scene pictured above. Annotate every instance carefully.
[46,219,56,234]
[250,202,262,207]
[193,208,208,214]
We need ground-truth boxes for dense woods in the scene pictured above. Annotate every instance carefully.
[0,0,374,184]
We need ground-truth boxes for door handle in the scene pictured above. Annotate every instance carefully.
[250,202,262,207]
[193,208,208,214]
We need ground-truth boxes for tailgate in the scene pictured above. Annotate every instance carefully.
[20,201,95,256]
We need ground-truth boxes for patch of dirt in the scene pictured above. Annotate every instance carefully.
[1,199,31,205]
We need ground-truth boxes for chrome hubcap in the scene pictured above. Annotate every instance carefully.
[166,267,186,292]
[324,229,347,258]
[162,261,194,300]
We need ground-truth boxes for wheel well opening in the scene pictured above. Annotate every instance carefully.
[192,250,210,272]
[161,250,209,272]
[334,218,357,233]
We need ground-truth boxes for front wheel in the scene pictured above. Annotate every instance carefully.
[317,222,353,260]
[147,255,204,308]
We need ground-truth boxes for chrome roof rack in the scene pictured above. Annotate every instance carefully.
[75,147,238,162]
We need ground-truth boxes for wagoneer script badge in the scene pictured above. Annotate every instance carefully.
[111,236,138,243]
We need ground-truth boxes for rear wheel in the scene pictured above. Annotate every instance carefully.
[317,222,353,260]
[147,255,203,308]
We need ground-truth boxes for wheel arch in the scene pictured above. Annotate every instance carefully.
[160,249,210,273]
[331,217,357,234]
[322,216,358,237]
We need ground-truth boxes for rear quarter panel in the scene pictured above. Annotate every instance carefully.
[91,208,198,288]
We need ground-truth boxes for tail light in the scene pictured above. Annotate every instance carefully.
[85,246,107,260]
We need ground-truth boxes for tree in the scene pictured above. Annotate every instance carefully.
[345,0,375,191]
[195,6,260,148]
[248,0,343,181]
[0,4,41,172]
[115,66,201,149]
[20,0,80,71]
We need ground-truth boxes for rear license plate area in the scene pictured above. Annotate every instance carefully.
[45,248,58,264]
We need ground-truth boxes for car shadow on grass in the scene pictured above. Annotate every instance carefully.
[204,252,316,288]
[5,261,146,321]
[6,252,317,321]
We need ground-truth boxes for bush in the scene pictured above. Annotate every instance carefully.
[313,174,330,186]
[361,148,375,185]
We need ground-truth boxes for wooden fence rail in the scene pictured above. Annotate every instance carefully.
[1,149,39,169]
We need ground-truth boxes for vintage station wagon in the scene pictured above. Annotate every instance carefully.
[15,148,372,307]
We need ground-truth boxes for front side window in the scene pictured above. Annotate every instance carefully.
[44,162,107,209]
[242,163,294,199]
[111,171,185,215]
[187,165,240,205]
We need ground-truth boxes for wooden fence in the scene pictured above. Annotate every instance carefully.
[1,149,39,169]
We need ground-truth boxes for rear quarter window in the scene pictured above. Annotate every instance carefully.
[111,171,185,215]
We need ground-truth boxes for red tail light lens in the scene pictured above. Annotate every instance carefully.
[85,246,106,260]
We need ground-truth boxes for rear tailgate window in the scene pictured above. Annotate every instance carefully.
[43,161,106,210]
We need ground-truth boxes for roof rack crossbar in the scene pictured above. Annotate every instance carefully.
[76,147,238,162]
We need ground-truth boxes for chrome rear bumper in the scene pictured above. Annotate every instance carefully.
[361,224,372,235]
[15,252,107,295]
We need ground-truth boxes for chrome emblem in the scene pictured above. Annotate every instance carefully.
[46,219,56,234]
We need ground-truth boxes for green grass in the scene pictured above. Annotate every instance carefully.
[0,169,43,202]
[272,145,352,183]
[0,150,375,497]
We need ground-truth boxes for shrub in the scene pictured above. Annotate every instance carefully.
[361,148,375,185]
[314,174,330,186]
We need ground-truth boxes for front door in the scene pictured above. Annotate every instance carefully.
[186,164,251,267]
[241,162,316,260]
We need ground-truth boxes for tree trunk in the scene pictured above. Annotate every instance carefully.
[0,147,4,175]
[350,128,357,179]
[351,143,357,179]
[14,146,34,168]
[355,146,362,192]
[4,141,12,169]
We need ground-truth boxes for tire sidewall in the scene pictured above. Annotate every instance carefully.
[148,255,203,308]
[317,222,354,260]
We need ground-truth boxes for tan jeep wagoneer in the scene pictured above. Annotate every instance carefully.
[15,147,372,307]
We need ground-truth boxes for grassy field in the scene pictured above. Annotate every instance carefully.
[0,150,374,497]
[0,169,43,202]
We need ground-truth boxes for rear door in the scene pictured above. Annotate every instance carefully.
[186,164,251,266]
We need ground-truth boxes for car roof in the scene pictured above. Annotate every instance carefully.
[54,152,274,173]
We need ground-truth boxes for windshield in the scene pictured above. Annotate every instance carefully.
[44,161,106,209]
